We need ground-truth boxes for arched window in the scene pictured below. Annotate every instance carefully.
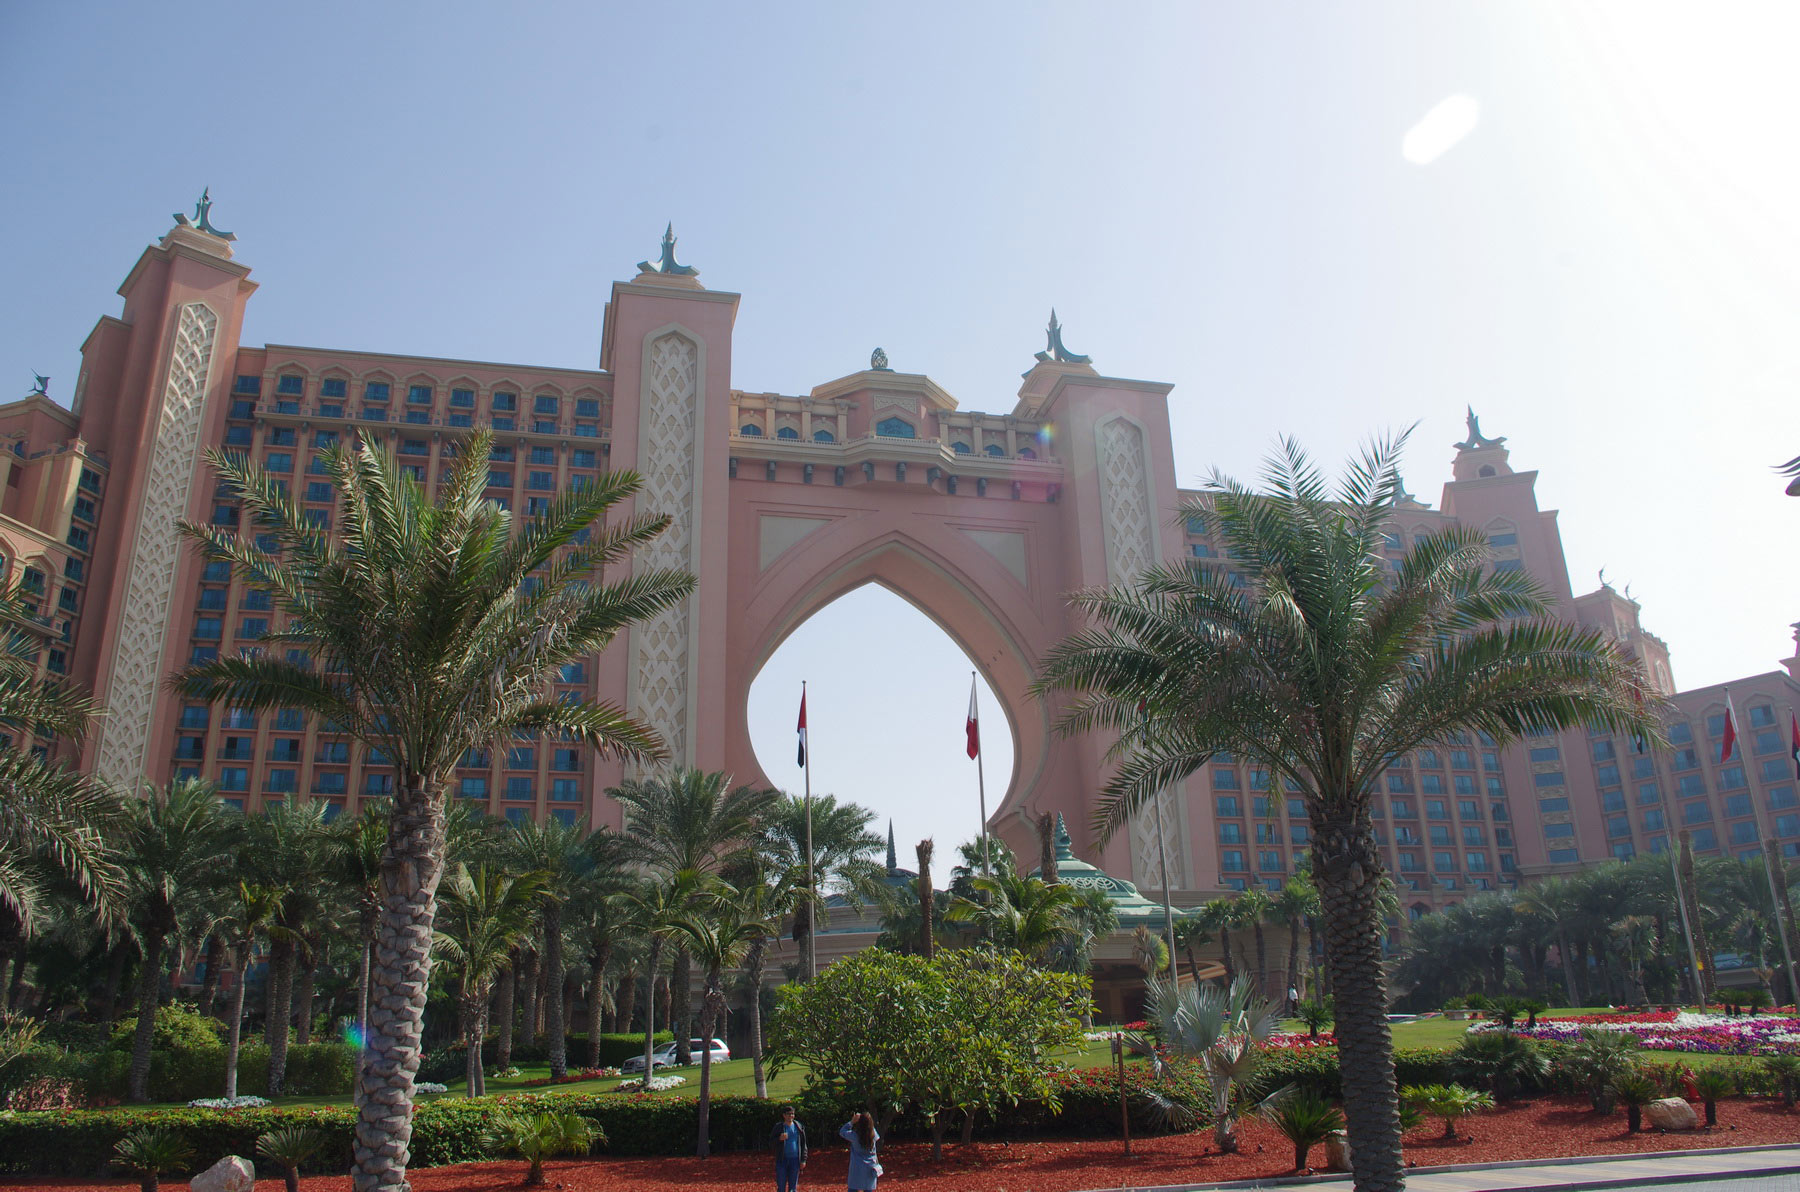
[984,443,1004,456]
[776,426,799,440]
[876,417,915,439]
[739,424,763,437]
[813,428,836,443]
[1478,465,1496,478]
[1017,447,1037,460]
[951,441,972,455]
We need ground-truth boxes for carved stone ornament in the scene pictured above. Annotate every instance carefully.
[171,187,236,241]
[637,223,699,277]
[870,347,891,371]
[1033,309,1091,365]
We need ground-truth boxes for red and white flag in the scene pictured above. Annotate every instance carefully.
[965,676,980,760]
[1720,693,1739,765]
[796,686,808,768]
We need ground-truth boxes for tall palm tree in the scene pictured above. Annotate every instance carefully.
[1197,898,1237,987]
[1173,915,1215,988]
[1233,888,1273,996]
[220,880,284,1100]
[434,863,547,1096]
[570,887,632,1067]
[1272,876,1321,1003]
[503,820,621,1078]
[756,793,884,966]
[120,779,236,1102]
[244,798,333,1094]
[916,839,936,961]
[620,869,705,1079]
[721,852,813,1097]
[945,871,1090,964]
[1514,876,1586,1007]
[670,889,775,1156]
[336,805,387,1047]
[171,432,692,1192]
[0,581,121,969]
[612,769,778,1061]
[1036,434,1654,1192]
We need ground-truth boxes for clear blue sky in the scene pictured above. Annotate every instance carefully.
[4,3,1796,859]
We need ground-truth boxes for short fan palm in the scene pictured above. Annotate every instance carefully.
[483,1110,602,1186]
[1401,1083,1494,1140]
[171,431,692,1192]
[1035,434,1657,1192]
[1260,1091,1345,1171]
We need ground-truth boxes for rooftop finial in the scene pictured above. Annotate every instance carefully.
[29,373,48,397]
[1034,309,1092,365]
[1454,405,1506,451]
[1053,812,1073,861]
[171,187,236,241]
[637,222,698,277]
[870,347,891,372]
[886,819,898,872]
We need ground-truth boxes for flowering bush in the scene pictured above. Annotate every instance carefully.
[186,1095,270,1109]
[614,1074,686,1093]
[416,1082,448,1094]
[1473,1011,1800,1056]
[2,1077,84,1111]
[1267,1031,1338,1049]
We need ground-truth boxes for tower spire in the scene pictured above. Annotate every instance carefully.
[886,819,898,872]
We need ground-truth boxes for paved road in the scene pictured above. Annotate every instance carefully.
[1080,1144,1800,1192]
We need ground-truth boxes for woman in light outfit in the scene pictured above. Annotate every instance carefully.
[839,1112,881,1191]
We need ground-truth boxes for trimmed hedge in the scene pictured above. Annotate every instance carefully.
[1257,1046,1454,1098]
[2,1042,357,1105]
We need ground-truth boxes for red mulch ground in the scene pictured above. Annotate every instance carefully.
[11,1097,1796,1191]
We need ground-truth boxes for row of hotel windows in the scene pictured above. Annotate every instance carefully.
[1218,848,1505,875]
[230,382,605,438]
[239,376,604,418]
[243,428,602,469]
[197,793,579,826]
[735,418,1043,457]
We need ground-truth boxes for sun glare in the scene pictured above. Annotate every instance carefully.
[1402,93,1481,165]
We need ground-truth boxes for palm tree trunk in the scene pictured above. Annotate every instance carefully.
[517,948,539,1054]
[198,933,224,1020]
[294,945,317,1045]
[917,840,936,960]
[641,938,664,1078]
[1254,923,1268,997]
[616,962,638,1037]
[461,986,483,1098]
[1679,831,1715,1002]
[1309,918,1324,997]
[224,944,251,1099]
[1038,812,1057,882]
[543,904,568,1079]
[1314,808,1403,1192]
[1218,925,1236,986]
[696,983,722,1156]
[494,962,515,1070]
[98,941,129,1025]
[745,933,768,1098]
[1557,932,1581,1007]
[268,936,295,1095]
[1287,919,1302,1003]
[349,779,447,1192]
[672,946,692,1066]
[126,931,165,1103]
[587,941,611,1070]
[357,907,378,1044]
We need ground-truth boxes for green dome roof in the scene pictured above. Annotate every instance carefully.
[1033,814,1191,924]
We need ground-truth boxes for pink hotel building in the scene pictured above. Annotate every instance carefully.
[5,206,1798,926]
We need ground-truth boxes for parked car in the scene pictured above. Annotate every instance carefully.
[619,1038,731,1073]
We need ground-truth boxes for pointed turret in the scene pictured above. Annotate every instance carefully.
[886,819,898,872]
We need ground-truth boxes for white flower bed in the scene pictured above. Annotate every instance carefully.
[188,1095,270,1109]
[416,1082,448,1094]
[614,1074,687,1093]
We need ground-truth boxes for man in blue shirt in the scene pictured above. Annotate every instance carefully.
[771,1104,808,1191]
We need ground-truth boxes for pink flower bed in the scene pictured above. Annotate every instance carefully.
[1475,1010,1800,1056]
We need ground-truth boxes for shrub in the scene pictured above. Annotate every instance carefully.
[1294,998,1334,1038]
[111,1127,195,1192]
[1611,1069,1660,1133]
[1255,1046,1451,1099]
[257,1126,331,1192]
[108,1005,223,1053]
[1693,1067,1735,1126]
[1560,1028,1640,1112]
[483,1111,602,1186]
[419,1032,671,1082]
[1257,1091,1342,1171]
[83,1041,355,1103]
[1764,1055,1800,1107]
[1449,1031,1549,1100]
[1401,1083,1494,1140]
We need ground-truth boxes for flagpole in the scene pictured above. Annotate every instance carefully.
[802,681,817,981]
[972,672,991,880]
[1729,688,1799,1006]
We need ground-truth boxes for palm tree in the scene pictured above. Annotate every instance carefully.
[944,871,1089,962]
[720,852,813,1097]
[1233,887,1273,996]
[669,888,774,1156]
[756,793,884,967]
[916,839,936,961]
[504,820,620,1078]
[571,887,632,1068]
[1196,898,1237,986]
[120,779,236,1102]
[221,880,284,1100]
[1514,876,1586,1007]
[171,432,692,1191]
[1035,434,1655,1192]
[243,798,332,1094]
[1272,876,1321,1004]
[620,869,705,1078]
[336,804,387,1047]
[434,863,547,1096]
[0,581,121,973]
[612,769,779,1059]
[1173,915,1215,988]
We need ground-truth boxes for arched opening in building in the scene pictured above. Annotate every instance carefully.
[745,582,1017,870]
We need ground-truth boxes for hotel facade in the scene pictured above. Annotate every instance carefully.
[5,205,1796,927]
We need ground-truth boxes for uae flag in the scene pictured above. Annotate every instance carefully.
[1720,694,1739,765]
[796,688,808,767]
[966,676,980,759]
[1791,711,1800,779]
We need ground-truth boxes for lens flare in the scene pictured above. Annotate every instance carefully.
[1402,94,1480,165]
